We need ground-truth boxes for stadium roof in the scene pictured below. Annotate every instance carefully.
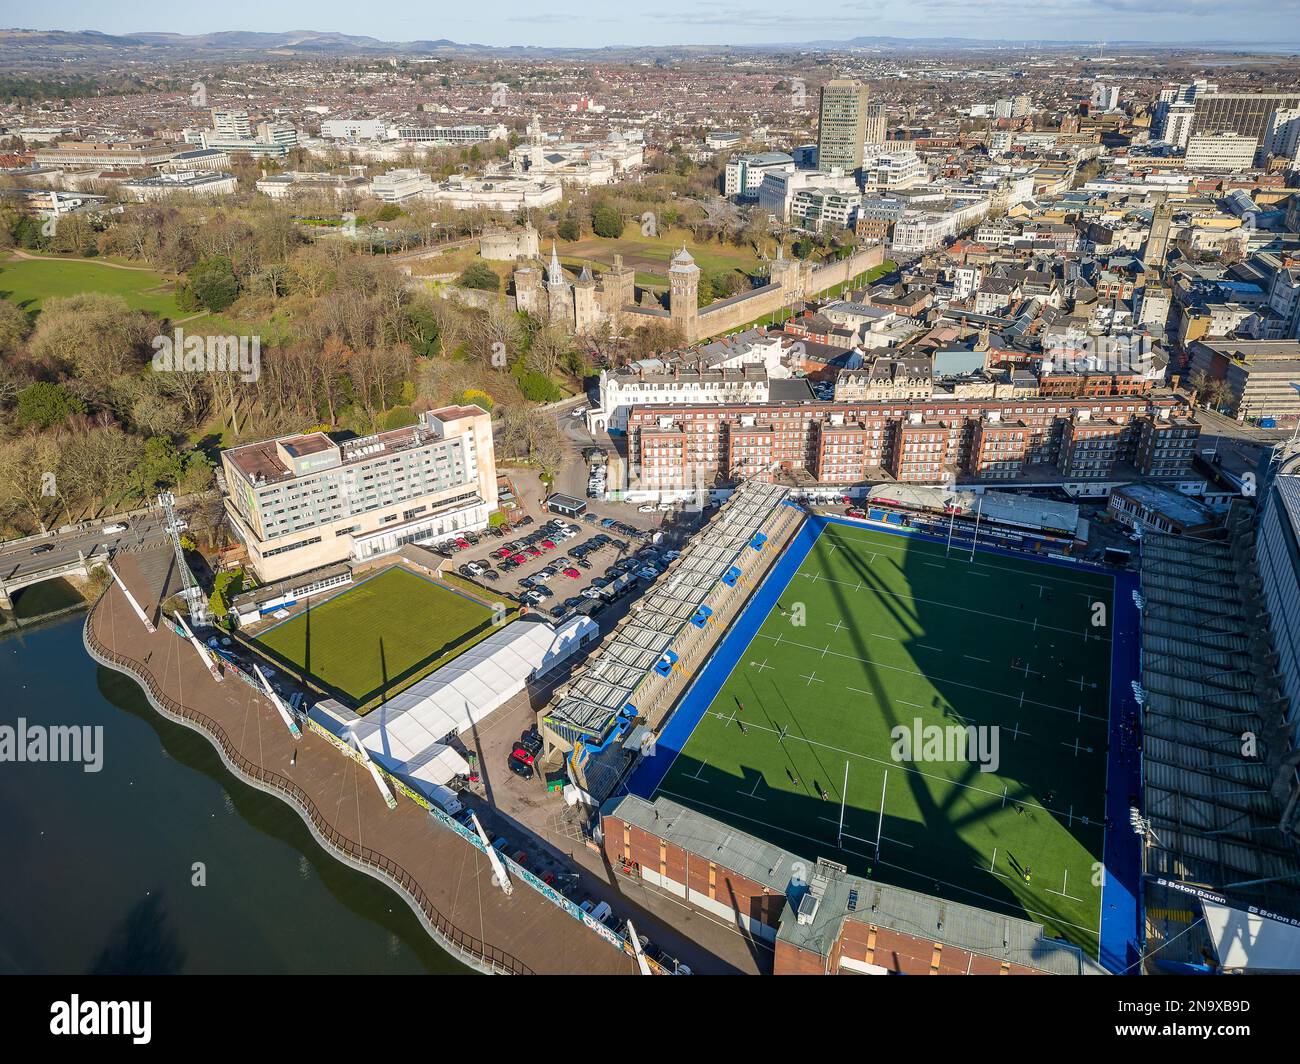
[605,794,1100,975]
[544,481,790,745]
[1203,900,1300,972]
[1139,523,1300,915]
[866,483,1081,536]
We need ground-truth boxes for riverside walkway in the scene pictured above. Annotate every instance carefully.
[85,548,636,976]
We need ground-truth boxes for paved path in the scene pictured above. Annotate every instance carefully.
[86,548,636,976]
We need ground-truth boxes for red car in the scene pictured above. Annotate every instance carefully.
[526,546,542,557]
[511,744,535,765]
[563,567,580,579]
[493,547,512,559]
[541,539,556,550]
[454,538,470,549]
[511,553,527,564]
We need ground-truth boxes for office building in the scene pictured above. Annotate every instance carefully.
[1192,91,1300,164]
[723,152,794,199]
[817,80,870,173]
[1185,133,1259,171]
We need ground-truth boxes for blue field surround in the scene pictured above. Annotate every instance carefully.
[623,510,1142,972]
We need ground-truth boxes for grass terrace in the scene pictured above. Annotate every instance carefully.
[252,565,502,709]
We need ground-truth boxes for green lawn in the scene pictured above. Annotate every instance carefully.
[655,523,1114,953]
[253,566,498,706]
[558,228,764,287]
[0,256,182,317]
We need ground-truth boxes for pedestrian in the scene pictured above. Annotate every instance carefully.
[737,721,747,735]
[819,786,830,801]
[737,700,744,714]
[1024,868,1032,884]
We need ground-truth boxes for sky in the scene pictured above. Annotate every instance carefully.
[7,0,1300,49]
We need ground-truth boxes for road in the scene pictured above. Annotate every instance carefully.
[0,509,170,584]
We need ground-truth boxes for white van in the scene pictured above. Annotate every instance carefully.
[428,784,463,817]
[102,523,129,535]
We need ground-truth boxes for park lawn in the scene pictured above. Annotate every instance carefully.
[558,227,763,284]
[0,256,182,318]
[253,566,498,706]
[654,523,1114,953]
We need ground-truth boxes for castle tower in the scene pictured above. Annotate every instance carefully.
[668,246,701,343]
[598,252,636,321]
[529,115,545,171]
[573,265,599,334]
[770,242,803,302]
[513,262,543,316]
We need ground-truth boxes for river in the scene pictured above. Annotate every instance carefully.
[0,607,467,974]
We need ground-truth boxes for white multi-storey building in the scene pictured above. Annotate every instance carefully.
[1185,133,1258,171]
[723,152,794,199]
[221,406,497,583]
[757,167,858,222]
[321,118,387,141]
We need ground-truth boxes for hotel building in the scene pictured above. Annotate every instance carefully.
[221,406,496,582]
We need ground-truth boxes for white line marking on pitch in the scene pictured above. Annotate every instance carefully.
[750,658,775,672]
[689,760,710,780]
[916,644,943,653]
[965,654,990,663]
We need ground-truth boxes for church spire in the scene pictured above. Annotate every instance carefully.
[547,242,566,287]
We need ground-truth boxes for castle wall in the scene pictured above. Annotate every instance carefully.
[691,245,886,342]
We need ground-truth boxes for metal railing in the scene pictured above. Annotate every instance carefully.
[84,601,533,976]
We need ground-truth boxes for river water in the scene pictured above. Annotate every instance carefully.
[0,608,467,974]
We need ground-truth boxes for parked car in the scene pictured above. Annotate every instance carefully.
[102,522,129,535]
[507,752,533,779]
[637,504,656,513]
[31,542,55,554]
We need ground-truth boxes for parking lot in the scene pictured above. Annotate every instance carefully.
[431,511,690,625]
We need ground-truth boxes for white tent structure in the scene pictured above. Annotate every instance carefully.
[310,616,598,796]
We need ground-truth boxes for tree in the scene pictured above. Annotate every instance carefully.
[0,298,31,357]
[457,262,500,292]
[592,205,624,239]
[16,381,85,429]
[0,434,62,532]
[557,216,581,241]
[189,254,240,312]
[27,293,155,398]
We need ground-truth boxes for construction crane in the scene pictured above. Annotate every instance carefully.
[158,491,206,627]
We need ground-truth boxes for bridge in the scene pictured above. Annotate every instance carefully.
[0,548,108,610]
